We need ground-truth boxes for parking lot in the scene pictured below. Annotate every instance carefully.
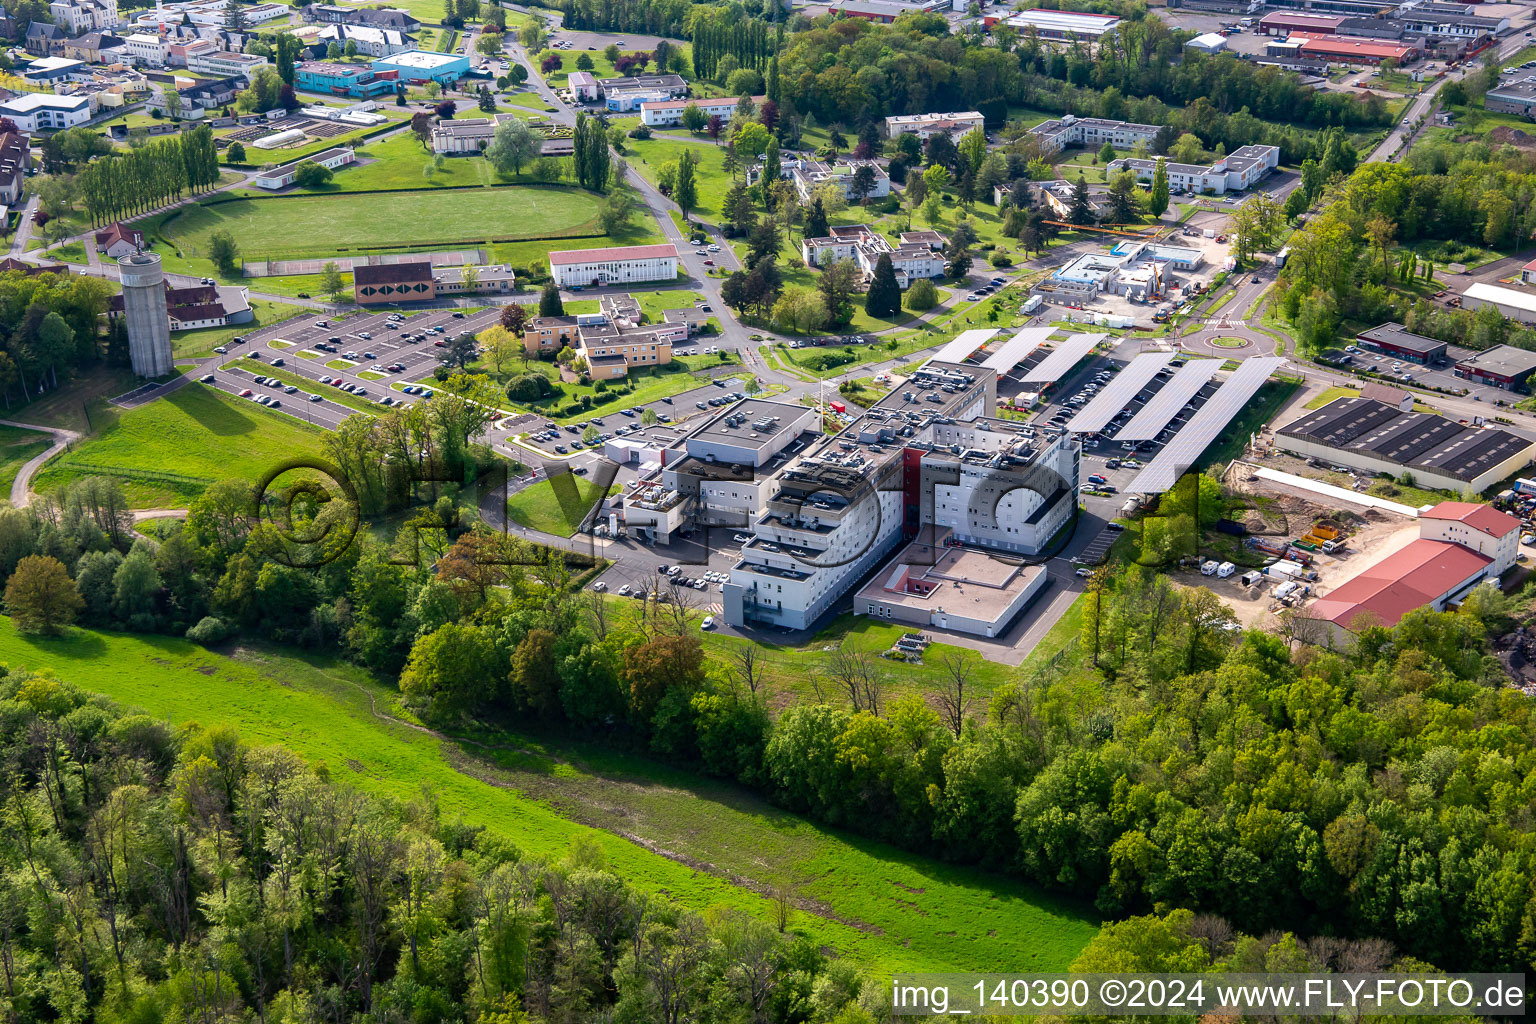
[510,374,759,458]
[205,305,504,427]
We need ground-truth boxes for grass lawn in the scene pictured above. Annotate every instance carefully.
[173,300,311,359]
[1304,384,1358,409]
[0,425,54,497]
[226,358,379,416]
[506,477,619,535]
[0,619,1098,973]
[626,135,734,221]
[32,383,325,508]
[32,240,87,264]
[285,132,497,193]
[157,186,603,260]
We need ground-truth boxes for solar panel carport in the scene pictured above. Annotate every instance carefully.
[1018,332,1106,384]
[1127,357,1285,494]
[981,326,1054,374]
[1064,353,1174,433]
[1116,360,1222,440]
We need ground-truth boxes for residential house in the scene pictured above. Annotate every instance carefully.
[95,222,144,259]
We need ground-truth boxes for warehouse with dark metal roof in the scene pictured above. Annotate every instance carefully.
[1275,396,1536,493]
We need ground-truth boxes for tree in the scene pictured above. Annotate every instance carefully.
[771,286,828,333]
[759,138,780,207]
[486,117,540,177]
[944,236,971,280]
[674,149,698,218]
[477,32,503,56]
[1097,140,1116,165]
[1170,132,1204,166]
[478,85,496,113]
[6,554,83,634]
[817,258,862,328]
[410,111,434,150]
[598,191,634,235]
[208,229,239,275]
[500,303,529,335]
[681,103,707,133]
[344,38,359,58]
[1107,171,1139,225]
[1068,176,1094,226]
[319,261,345,301]
[520,19,546,50]
[539,281,564,317]
[804,197,829,240]
[576,52,593,70]
[865,253,901,318]
[905,277,939,311]
[1149,158,1170,218]
[850,164,877,205]
[292,160,332,188]
[225,140,246,163]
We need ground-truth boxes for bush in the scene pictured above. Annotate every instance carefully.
[628,125,652,140]
[186,616,231,645]
[989,251,1013,268]
[800,351,855,371]
[506,372,555,402]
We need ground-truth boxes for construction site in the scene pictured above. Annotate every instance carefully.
[1029,221,1234,323]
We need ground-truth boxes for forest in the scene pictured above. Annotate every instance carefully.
[1280,139,1536,353]
[2,424,1533,983]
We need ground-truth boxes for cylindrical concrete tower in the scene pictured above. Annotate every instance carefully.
[118,252,173,378]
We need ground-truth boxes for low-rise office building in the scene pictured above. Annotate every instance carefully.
[1455,343,1536,391]
[548,243,678,288]
[786,157,891,203]
[294,60,396,97]
[1355,322,1448,364]
[596,73,687,111]
[185,48,268,80]
[523,293,680,379]
[0,93,91,131]
[251,146,356,189]
[800,223,945,289]
[1296,35,1420,64]
[352,259,515,304]
[429,113,516,154]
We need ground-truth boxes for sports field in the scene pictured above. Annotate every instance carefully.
[32,382,325,507]
[161,186,603,258]
[0,619,1098,974]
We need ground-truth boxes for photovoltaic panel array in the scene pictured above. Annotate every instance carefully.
[1127,357,1286,494]
[1018,333,1107,384]
[1064,353,1174,434]
[980,327,1054,373]
[931,329,999,365]
[1116,359,1222,441]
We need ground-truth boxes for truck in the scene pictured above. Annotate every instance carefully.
[1021,294,1043,315]
[1322,538,1347,555]
[1217,561,1236,578]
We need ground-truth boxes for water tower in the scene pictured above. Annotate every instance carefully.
[117,252,173,378]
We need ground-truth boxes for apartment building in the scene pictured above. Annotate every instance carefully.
[1106,144,1279,195]
[1027,114,1161,157]
[800,223,945,289]
[786,157,891,203]
[317,24,411,56]
[882,110,984,140]
[640,95,748,126]
[186,49,269,80]
[523,293,679,379]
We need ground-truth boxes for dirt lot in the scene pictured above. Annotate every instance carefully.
[1200,462,1423,629]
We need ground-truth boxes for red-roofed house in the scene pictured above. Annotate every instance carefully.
[95,222,143,260]
[1523,257,1536,286]
[1304,500,1518,644]
[549,243,678,288]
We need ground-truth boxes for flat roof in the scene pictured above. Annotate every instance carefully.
[1298,35,1417,58]
[980,326,1053,373]
[548,243,678,265]
[1307,537,1490,631]
[855,535,1046,624]
[688,398,807,451]
[932,328,999,364]
[1006,9,1120,28]
[1357,321,1447,355]
[1128,357,1285,494]
[1456,342,1536,377]
[1116,359,1222,440]
[0,92,89,111]
[374,50,464,68]
[1018,333,1106,385]
[1065,353,1174,433]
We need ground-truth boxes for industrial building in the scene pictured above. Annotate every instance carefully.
[984,9,1121,39]
[1485,75,1536,118]
[370,49,469,84]
[1295,36,1420,65]
[1454,344,1536,391]
[1462,282,1536,324]
[1259,10,1346,34]
[548,243,679,289]
[1355,322,1448,364]
[1275,396,1536,492]
[1305,501,1518,643]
